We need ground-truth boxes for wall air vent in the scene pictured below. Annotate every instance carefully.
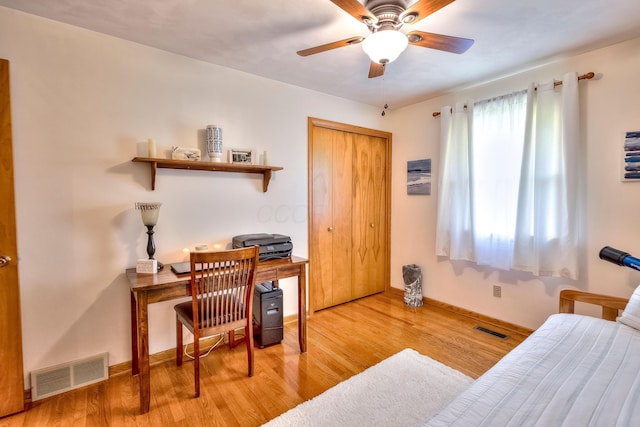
[31,352,108,401]
[474,326,509,340]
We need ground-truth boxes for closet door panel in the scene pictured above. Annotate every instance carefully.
[352,134,387,298]
[310,127,353,310]
[310,127,336,310]
[369,136,387,293]
[331,130,353,305]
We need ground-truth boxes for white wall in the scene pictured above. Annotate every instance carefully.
[0,7,387,383]
[389,36,640,329]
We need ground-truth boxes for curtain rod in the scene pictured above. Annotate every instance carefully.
[432,72,596,118]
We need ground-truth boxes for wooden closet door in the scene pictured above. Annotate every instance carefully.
[0,59,25,417]
[352,134,387,298]
[309,118,390,312]
[310,126,352,310]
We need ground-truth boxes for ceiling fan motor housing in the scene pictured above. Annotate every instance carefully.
[364,0,407,30]
[365,0,407,11]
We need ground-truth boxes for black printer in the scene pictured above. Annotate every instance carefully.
[232,233,292,261]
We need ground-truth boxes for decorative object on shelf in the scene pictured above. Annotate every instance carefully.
[206,125,223,162]
[622,131,640,181]
[263,150,268,166]
[147,138,156,157]
[228,148,256,165]
[171,146,201,161]
[135,202,163,271]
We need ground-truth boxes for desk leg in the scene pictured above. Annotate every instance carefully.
[130,291,139,375]
[298,264,307,353]
[137,292,151,414]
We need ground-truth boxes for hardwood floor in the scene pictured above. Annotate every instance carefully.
[1,293,529,426]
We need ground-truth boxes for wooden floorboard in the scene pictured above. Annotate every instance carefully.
[1,293,529,426]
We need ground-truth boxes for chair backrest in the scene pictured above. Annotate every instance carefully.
[189,246,260,330]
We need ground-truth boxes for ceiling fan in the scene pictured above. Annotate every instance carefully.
[297,0,474,78]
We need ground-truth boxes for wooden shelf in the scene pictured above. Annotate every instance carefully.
[132,157,283,192]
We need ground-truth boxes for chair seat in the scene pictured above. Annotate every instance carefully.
[174,295,245,329]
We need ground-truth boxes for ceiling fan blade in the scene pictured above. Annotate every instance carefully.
[407,31,474,54]
[368,61,385,79]
[330,0,377,24]
[400,0,456,26]
[297,36,364,57]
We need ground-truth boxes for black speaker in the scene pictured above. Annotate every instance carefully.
[253,282,283,348]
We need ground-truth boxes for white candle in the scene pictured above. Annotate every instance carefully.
[263,150,268,165]
[147,138,156,157]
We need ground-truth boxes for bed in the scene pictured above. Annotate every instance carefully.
[426,288,640,426]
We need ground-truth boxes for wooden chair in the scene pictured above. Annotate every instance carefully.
[174,246,259,397]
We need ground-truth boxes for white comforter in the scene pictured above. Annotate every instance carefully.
[426,313,640,426]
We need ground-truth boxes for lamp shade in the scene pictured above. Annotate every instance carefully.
[362,30,408,64]
[135,202,162,226]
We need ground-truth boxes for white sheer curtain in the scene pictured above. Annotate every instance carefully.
[513,72,579,278]
[435,102,475,261]
[436,72,580,278]
[471,90,528,269]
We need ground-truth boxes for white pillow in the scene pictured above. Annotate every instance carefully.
[617,284,640,330]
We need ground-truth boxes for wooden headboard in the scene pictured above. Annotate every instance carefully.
[559,289,629,321]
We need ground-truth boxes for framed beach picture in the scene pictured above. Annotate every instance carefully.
[407,159,431,195]
[622,131,640,182]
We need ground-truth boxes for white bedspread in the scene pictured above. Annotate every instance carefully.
[426,314,640,426]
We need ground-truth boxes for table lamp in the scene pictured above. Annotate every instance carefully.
[135,202,163,271]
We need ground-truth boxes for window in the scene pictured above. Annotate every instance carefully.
[436,73,580,279]
[471,91,527,269]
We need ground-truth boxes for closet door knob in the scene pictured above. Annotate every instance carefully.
[370,223,375,228]
[0,255,11,268]
[328,226,334,232]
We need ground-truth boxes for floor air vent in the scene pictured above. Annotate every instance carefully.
[31,352,108,401]
[474,326,509,340]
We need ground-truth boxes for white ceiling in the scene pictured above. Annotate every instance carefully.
[2,0,640,108]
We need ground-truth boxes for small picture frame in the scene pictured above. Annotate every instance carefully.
[228,148,256,165]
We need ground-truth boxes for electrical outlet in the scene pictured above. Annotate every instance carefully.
[493,285,502,298]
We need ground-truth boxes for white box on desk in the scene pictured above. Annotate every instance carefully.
[136,259,157,274]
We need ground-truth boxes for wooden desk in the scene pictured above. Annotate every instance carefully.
[126,255,308,414]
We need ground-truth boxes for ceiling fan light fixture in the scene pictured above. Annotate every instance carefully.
[362,29,408,64]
